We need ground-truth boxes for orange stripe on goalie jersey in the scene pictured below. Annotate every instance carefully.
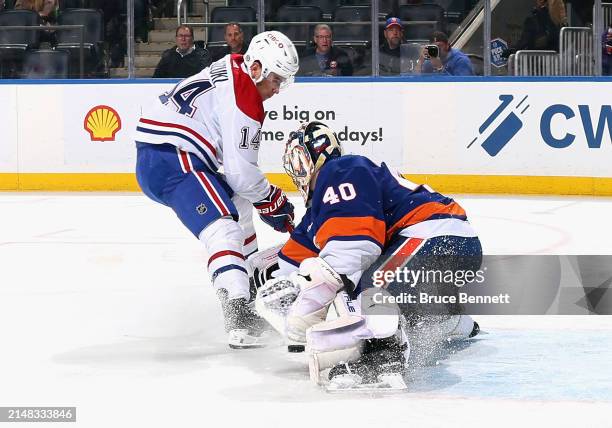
[376,238,426,289]
[386,201,466,240]
[314,216,386,249]
[280,238,319,265]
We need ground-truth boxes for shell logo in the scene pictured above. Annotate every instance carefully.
[83,105,122,141]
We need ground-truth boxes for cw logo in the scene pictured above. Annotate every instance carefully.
[469,95,612,157]
[467,94,529,157]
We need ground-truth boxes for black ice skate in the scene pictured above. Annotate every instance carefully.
[326,336,409,392]
[217,289,270,349]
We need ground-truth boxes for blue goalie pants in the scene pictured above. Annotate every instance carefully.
[357,234,483,321]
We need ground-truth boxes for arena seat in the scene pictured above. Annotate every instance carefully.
[340,0,398,19]
[228,0,278,20]
[22,49,70,78]
[398,3,445,33]
[273,6,323,51]
[0,9,40,78]
[333,5,371,48]
[55,8,104,77]
[291,0,338,20]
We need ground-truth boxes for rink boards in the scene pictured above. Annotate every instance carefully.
[0,77,611,195]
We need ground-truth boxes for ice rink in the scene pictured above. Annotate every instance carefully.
[1,192,612,427]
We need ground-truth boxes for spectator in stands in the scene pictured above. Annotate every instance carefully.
[515,0,566,52]
[298,24,353,77]
[212,22,247,62]
[15,0,58,24]
[416,31,473,76]
[379,17,404,76]
[153,25,212,78]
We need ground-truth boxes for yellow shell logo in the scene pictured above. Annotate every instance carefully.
[84,105,122,141]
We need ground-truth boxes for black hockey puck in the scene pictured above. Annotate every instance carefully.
[469,321,480,338]
[287,344,305,353]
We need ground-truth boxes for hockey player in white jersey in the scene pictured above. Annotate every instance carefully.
[256,122,481,390]
[135,31,299,349]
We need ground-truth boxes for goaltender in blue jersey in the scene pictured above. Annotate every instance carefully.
[256,122,483,390]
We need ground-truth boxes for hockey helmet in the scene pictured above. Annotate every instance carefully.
[283,121,343,204]
[244,31,299,89]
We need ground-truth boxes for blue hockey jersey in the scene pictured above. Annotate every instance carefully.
[278,155,477,285]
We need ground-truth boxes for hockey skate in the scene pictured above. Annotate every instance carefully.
[325,336,409,393]
[218,289,271,349]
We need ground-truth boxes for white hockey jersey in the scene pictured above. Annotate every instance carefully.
[135,54,270,203]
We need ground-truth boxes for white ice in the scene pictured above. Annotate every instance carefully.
[1,193,611,428]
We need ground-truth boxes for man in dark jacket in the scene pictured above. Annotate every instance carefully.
[211,23,247,62]
[153,25,212,78]
[379,17,404,75]
[298,24,353,77]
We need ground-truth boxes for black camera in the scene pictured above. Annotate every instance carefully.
[426,44,439,58]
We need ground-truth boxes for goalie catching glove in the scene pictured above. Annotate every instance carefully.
[256,257,347,343]
[253,185,295,233]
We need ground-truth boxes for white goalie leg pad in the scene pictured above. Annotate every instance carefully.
[307,315,366,384]
[334,291,402,339]
[232,195,258,258]
[199,218,250,300]
[307,291,406,383]
[286,257,345,343]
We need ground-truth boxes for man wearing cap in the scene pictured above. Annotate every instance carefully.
[416,30,474,76]
[380,17,404,75]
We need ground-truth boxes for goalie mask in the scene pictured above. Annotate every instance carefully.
[283,121,342,205]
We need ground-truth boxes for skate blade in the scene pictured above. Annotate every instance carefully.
[325,373,408,394]
[228,329,268,349]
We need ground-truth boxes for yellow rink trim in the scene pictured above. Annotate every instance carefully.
[1,173,612,196]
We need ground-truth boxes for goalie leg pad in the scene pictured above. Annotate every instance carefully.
[286,257,345,343]
[307,315,366,383]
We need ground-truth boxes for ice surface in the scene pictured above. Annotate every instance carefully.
[1,193,611,428]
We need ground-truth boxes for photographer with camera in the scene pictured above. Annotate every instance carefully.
[416,31,474,76]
